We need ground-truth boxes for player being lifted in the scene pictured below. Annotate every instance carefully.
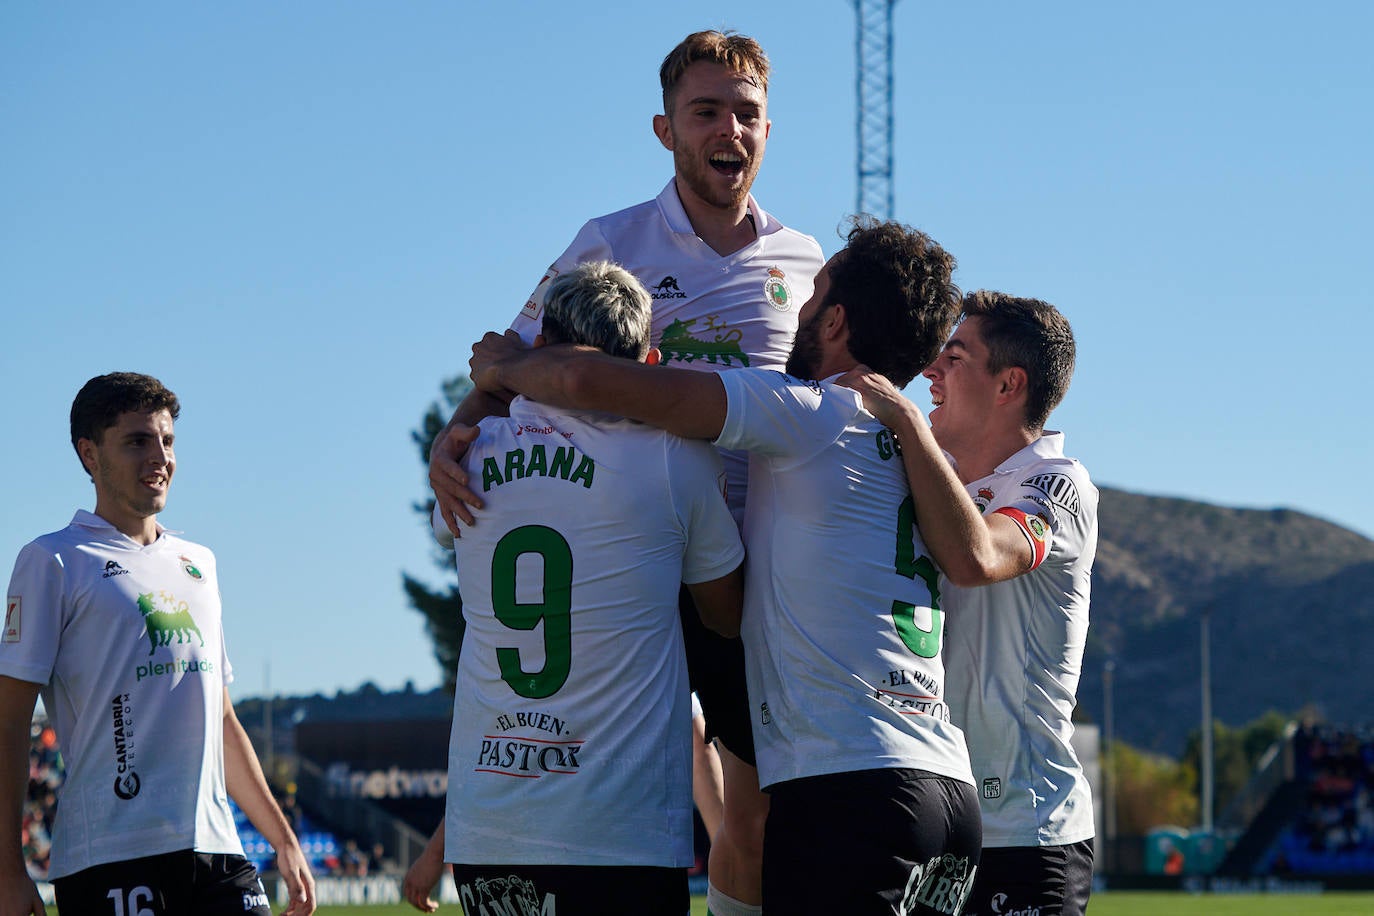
[426,30,822,916]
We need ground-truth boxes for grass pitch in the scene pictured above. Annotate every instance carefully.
[309,891,1374,916]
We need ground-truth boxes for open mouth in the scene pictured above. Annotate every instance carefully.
[710,151,745,178]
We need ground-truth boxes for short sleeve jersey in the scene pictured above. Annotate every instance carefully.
[2,511,241,878]
[714,370,975,791]
[443,397,744,868]
[941,434,1098,847]
[509,179,825,524]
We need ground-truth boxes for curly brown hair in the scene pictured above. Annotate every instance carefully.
[824,218,962,387]
[70,372,180,476]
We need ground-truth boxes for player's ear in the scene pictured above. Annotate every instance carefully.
[998,366,1029,402]
[652,114,674,151]
[77,437,99,477]
[645,347,662,366]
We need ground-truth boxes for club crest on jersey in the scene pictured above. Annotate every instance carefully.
[763,267,793,311]
[974,488,994,513]
[4,597,19,643]
[1021,472,1081,517]
[179,555,204,580]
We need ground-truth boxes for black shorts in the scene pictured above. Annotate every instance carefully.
[451,863,687,916]
[53,850,271,916]
[679,585,755,766]
[963,840,1094,916]
[763,767,982,916]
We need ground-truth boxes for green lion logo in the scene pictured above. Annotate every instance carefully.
[137,591,205,656]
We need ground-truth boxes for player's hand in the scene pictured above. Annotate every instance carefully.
[275,844,317,915]
[837,365,926,431]
[469,329,529,393]
[429,422,483,536]
[0,874,46,916]
[402,843,445,912]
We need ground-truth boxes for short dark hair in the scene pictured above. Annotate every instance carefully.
[70,372,180,474]
[960,291,1076,430]
[825,217,961,387]
[660,30,770,112]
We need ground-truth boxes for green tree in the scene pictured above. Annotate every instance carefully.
[1110,740,1198,833]
[402,376,472,694]
[1181,709,1293,818]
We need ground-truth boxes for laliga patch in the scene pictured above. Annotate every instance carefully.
[763,267,793,311]
[1021,471,1081,517]
[521,266,559,321]
[4,597,19,642]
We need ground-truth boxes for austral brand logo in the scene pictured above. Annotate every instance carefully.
[179,554,204,581]
[102,560,130,579]
[900,853,978,915]
[1021,472,1080,518]
[111,694,140,799]
[459,875,553,916]
[763,267,793,311]
[650,275,688,300]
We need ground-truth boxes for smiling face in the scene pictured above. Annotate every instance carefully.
[923,316,1003,454]
[655,61,769,214]
[81,408,176,542]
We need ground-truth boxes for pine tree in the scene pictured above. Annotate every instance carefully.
[402,376,472,694]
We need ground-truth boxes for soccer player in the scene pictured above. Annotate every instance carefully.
[467,220,992,916]
[427,30,822,916]
[0,372,315,916]
[405,262,744,915]
[848,293,1097,916]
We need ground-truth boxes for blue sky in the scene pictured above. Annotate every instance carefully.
[4,2,1371,700]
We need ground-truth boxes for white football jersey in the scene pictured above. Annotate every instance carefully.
[714,370,975,791]
[2,511,242,878]
[444,397,744,867]
[942,434,1098,847]
[509,179,824,525]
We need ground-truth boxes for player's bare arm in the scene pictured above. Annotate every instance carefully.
[470,334,729,441]
[838,368,1031,586]
[221,689,316,916]
[0,676,46,916]
[402,824,444,913]
[686,563,745,639]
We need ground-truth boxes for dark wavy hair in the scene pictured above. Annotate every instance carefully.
[824,217,961,387]
[70,372,180,475]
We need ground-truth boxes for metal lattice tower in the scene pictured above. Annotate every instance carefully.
[854,0,897,219]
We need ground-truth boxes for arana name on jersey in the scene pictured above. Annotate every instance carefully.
[480,445,595,492]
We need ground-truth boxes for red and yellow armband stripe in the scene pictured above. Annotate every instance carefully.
[993,506,1049,570]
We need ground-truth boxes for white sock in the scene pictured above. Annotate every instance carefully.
[706,882,762,916]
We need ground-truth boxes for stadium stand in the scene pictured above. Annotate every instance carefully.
[1267,724,1374,875]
